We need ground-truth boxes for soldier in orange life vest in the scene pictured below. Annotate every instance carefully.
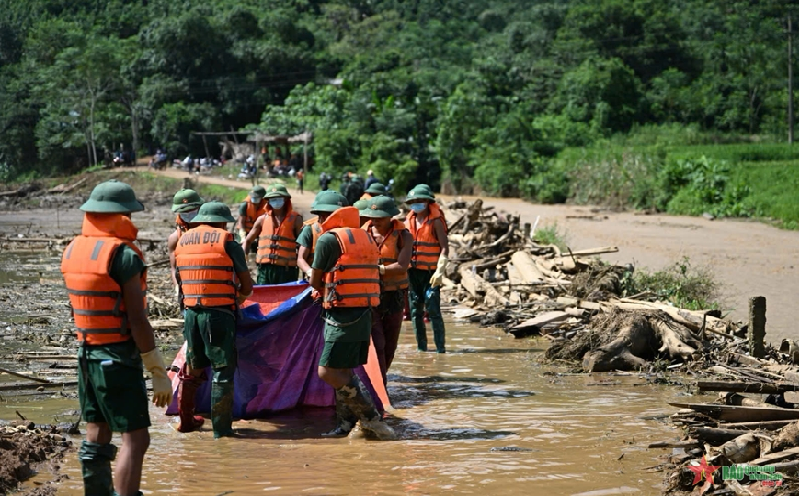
[309,206,396,440]
[297,191,348,280]
[242,184,303,284]
[60,180,173,496]
[175,202,254,438]
[235,185,267,250]
[405,184,449,353]
[359,197,412,384]
[167,189,204,287]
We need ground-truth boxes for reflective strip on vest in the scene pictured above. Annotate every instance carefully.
[257,211,299,266]
[175,225,236,308]
[406,204,445,270]
[61,232,147,345]
[322,228,381,309]
[365,219,409,291]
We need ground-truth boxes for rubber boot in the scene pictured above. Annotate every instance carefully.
[321,389,358,437]
[176,364,206,433]
[339,375,397,441]
[78,441,117,496]
[211,372,235,438]
[113,492,143,496]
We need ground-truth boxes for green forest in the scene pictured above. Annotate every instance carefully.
[2,0,799,224]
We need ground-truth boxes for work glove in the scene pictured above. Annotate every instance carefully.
[378,265,386,276]
[304,268,313,280]
[429,254,448,288]
[140,348,173,408]
[237,291,252,306]
[238,229,247,243]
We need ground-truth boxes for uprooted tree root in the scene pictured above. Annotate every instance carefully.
[545,308,703,372]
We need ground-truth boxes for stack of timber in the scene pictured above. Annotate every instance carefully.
[439,199,743,373]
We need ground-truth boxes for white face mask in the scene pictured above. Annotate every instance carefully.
[409,202,427,212]
[268,198,285,209]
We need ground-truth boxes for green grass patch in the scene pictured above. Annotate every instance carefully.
[196,184,249,204]
[533,222,569,252]
[624,257,720,310]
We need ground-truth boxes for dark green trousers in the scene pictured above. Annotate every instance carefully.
[257,264,299,285]
[408,268,446,352]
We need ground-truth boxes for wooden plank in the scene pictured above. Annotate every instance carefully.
[669,403,799,422]
[647,440,701,449]
[697,381,799,395]
[0,380,78,392]
[722,420,797,430]
[567,246,619,257]
[511,311,570,333]
[749,447,799,466]
[510,251,545,284]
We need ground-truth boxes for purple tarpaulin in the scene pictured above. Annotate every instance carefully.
[166,283,382,418]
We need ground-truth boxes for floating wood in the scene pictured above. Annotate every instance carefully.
[0,367,52,384]
[0,380,78,392]
[697,381,799,394]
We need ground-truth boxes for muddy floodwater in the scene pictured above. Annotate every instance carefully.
[2,316,696,496]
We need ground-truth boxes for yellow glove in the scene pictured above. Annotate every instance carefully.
[140,348,173,408]
[378,265,386,276]
[429,254,448,288]
[237,291,252,305]
[238,229,247,243]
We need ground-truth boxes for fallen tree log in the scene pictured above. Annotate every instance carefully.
[668,403,799,422]
[510,251,545,284]
[690,427,754,445]
[697,381,799,394]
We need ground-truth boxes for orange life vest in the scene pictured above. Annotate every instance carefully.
[243,196,267,232]
[323,227,381,309]
[175,225,237,308]
[364,219,409,292]
[302,217,324,256]
[61,213,147,345]
[405,202,446,270]
[256,205,299,266]
[360,192,373,200]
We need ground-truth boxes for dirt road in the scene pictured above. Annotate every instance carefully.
[146,167,799,343]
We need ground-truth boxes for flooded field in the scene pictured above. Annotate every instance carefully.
[2,317,696,496]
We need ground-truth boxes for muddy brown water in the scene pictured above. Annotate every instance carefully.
[3,320,699,496]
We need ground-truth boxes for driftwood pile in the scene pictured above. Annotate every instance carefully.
[651,348,799,494]
[439,200,742,373]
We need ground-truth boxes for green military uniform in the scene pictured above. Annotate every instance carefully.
[312,232,372,368]
[79,246,150,433]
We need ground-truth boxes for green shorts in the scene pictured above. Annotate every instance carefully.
[256,264,299,285]
[78,340,151,433]
[319,340,370,369]
[184,307,237,370]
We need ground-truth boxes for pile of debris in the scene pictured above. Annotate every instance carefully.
[439,199,741,373]
[0,420,74,495]
[650,349,799,494]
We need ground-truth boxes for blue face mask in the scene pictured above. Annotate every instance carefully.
[268,198,285,209]
[409,202,427,212]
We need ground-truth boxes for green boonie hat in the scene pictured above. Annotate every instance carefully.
[171,189,204,213]
[406,184,435,202]
[353,199,369,212]
[365,183,386,196]
[310,191,348,214]
[361,196,400,218]
[80,180,144,213]
[190,201,235,223]
[249,185,267,203]
[265,184,290,199]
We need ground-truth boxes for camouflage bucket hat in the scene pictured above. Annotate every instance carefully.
[265,184,291,199]
[80,180,145,213]
[361,196,400,218]
[171,189,204,213]
[310,191,348,214]
[190,201,235,223]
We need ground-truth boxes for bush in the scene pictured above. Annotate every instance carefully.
[626,257,720,310]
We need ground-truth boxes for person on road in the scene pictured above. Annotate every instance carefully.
[296,169,304,194]
[360,182,386,200]
[236,185,267,249]
[346,174,365,206]
[309,205,396,440]
[174,202,254,438]
[61,180,173,496]
[405,184,449,353]
[360,197,412,384]
[167,189,204,287]
[297,191,347,280]
[364,170,380,189]
[319,172,330,192]
[243,184,303,284]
